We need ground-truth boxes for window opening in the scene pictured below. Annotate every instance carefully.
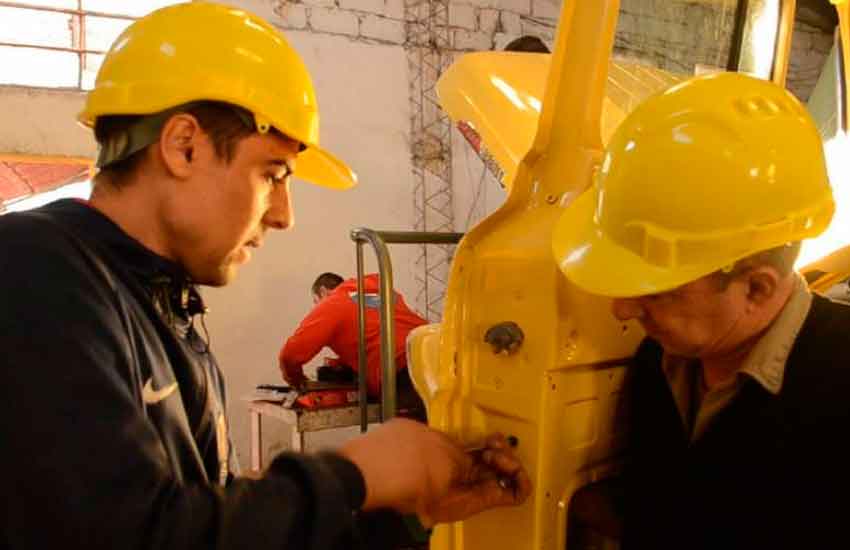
[0,0,182,89]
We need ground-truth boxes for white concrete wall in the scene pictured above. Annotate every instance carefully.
[451,127,507,231]
[0,87,93,158]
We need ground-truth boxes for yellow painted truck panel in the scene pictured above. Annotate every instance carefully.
[410,1,850,549]
[419,3,644,549]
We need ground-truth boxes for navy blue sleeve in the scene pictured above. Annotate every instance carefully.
[0,213,367,550]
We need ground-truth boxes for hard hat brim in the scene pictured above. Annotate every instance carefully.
[79,102,357,190]
[552,187,715,298]
[295,145,357,190]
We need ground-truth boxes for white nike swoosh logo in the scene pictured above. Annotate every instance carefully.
[142,378,178,405]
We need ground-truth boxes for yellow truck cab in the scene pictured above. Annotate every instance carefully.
[408,1,849,548]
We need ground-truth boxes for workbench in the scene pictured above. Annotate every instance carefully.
[248,400,381,470]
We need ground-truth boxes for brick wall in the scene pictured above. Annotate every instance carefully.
[788,19,836,101]
[271,0,411,45]
[266,0,834,101]
[262,0,557,51]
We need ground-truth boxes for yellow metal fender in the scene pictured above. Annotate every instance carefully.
[436,52,548,191]
[802,244,850,292]
[437,54,683,193]
[406,323,445,420]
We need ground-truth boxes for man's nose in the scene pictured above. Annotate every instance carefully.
[264,181,294,231]
[611,297,645,321]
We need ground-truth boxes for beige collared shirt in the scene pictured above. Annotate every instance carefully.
[662,274,812,442]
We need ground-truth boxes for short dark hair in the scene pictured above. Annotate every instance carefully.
[94,101,256,182]
[312,272,344,296]
[504,36,550,53]
[715,242,802,288]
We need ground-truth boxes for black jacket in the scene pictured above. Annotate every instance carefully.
[0,200,369,549]
[623,294,850,549]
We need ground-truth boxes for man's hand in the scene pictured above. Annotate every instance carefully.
[338,419,531,526]
[418,432,530,526]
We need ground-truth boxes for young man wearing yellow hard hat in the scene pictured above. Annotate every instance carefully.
[0,3,529,548]
[553,72,846,548]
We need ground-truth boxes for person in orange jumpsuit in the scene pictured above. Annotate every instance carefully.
[280,272,428,413]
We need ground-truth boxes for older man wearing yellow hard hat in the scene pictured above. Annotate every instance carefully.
[0,3,529,548]
[553,72,846,549]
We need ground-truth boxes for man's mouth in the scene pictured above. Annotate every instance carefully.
[234,239,262,265]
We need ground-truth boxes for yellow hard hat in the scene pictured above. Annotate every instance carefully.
[552,72,834,298]
[78,1,356,190]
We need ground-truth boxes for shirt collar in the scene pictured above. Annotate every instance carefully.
[42,198,190,285]
[737,273,811,394]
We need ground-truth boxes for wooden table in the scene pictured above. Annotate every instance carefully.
[248,400,382,470]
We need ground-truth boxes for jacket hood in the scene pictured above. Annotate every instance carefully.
[336,274,382,294]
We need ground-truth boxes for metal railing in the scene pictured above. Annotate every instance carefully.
[350,228,464,432]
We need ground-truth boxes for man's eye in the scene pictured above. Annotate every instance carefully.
[266,174,285,186]
[645,293,673,303]
[266,166,293,186]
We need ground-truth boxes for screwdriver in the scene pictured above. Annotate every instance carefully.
[464,435,520,493]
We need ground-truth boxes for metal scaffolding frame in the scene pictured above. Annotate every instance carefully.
[405,0,456,322]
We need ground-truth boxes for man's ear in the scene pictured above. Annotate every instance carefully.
[158,113,206,179]
[744,266,780,305]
